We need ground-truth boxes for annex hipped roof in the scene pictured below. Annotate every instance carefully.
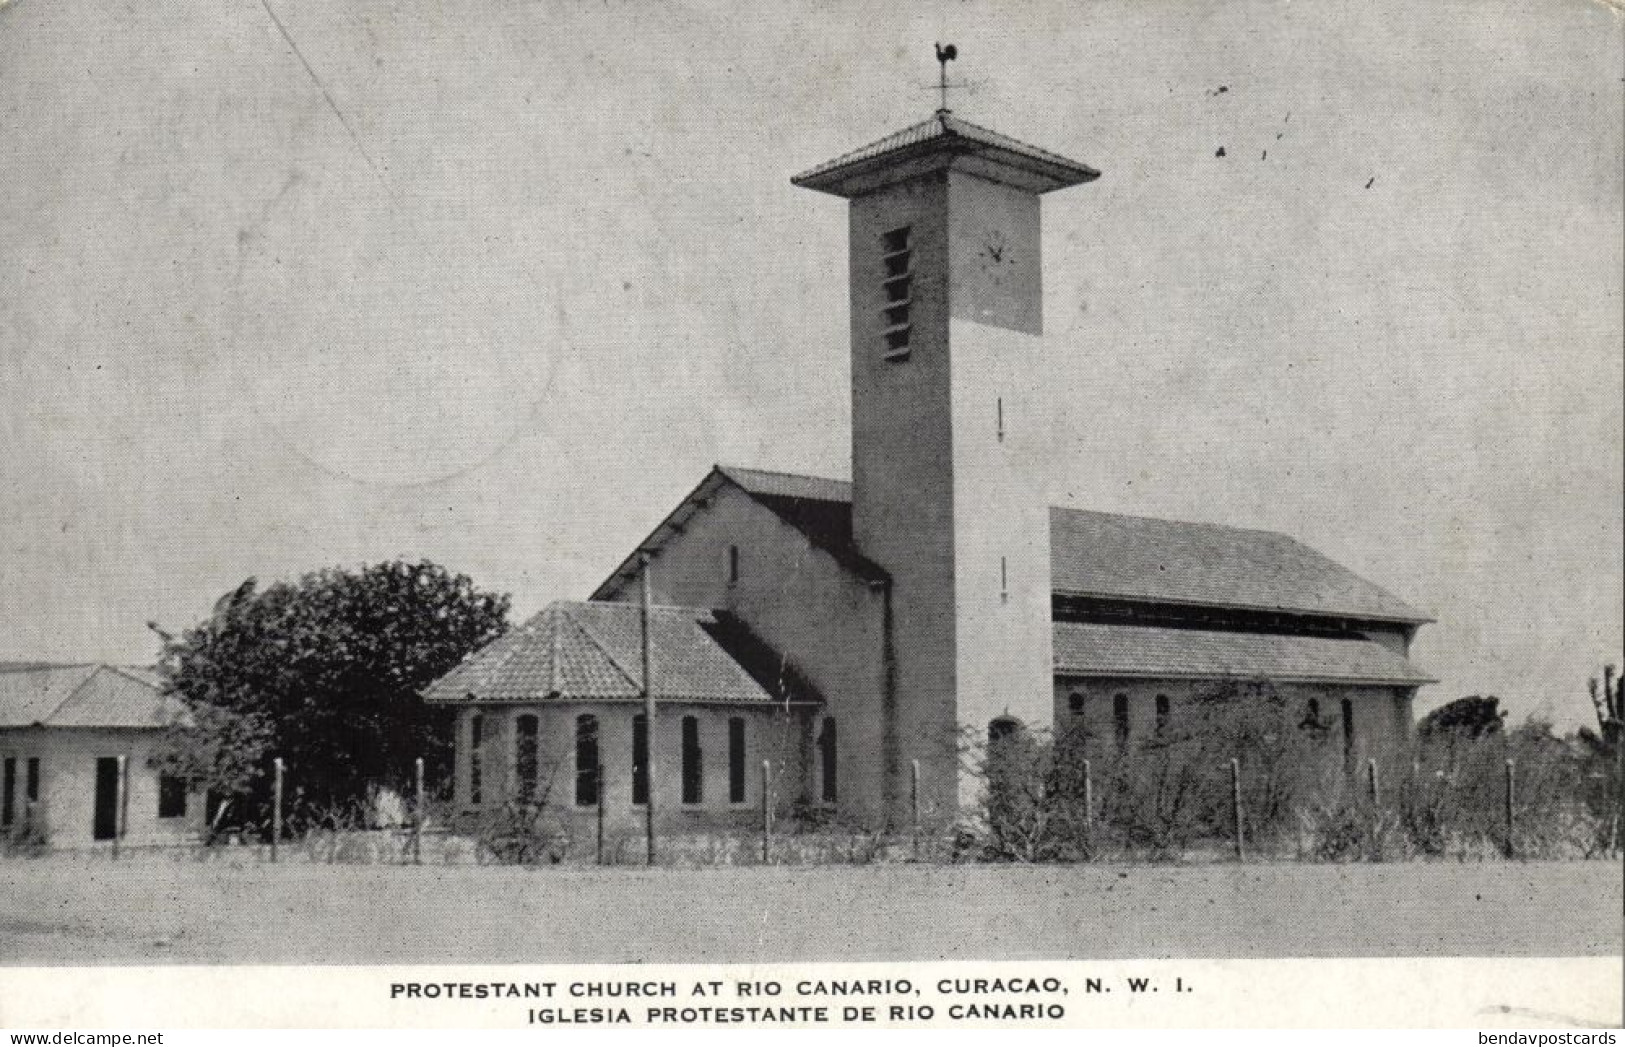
[597,465,1429,626]
[423,600,815,706]
[0,663,178,729]
[1053,622,1434,687]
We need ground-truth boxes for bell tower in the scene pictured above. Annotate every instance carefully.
[793,58,1099,820]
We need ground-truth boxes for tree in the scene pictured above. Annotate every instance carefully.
[154,560,509,827]
[1417,695,1506,743]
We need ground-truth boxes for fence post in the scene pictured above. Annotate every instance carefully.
[1503,758,1516,859]
[1230,758,1245,861]
[910,759,921,859]
[271,757,283,864]
[413,757,425,865]
[760,759,772,865]
[112,754,127,861]
[1082,758,1094,851]
[596,765,606,866]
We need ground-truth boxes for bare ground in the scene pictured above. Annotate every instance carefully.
[0,855,1618,965]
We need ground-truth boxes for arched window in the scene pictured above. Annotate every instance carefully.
[515,714,539,802]
[818,718,838,804]
[1113,693,1130,749]
[575,714,600,807]
[681,715,703,805]
[468,713,484,805]
[1155,694,1171,735]
[632,713,649,805]
[727,717,747,804]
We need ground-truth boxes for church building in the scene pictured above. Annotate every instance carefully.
[425,91,1433,833]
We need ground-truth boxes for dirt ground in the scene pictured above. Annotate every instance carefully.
[0,855,1618,965]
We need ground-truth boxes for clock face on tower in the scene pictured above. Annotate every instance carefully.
[980,229,1011,282]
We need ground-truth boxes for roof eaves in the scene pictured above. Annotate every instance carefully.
[1049,587,1434,626]
[1052,666,1437,687]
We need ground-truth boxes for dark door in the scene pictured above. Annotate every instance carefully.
[93,757,120,840]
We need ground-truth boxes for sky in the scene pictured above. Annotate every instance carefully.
[1,0,1620,730]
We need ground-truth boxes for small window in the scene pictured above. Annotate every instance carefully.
[1301,698,1323,733]
[1155,694,1171,735]
[988,716,1020,745]
[1067,692,1085,716]
[1341,698,1356,767]
[728,717,747,804]
[575,714,600,807]
[996,397,1005,442]
[999,556,1009,604]
[468,713,484,805]
[881,226,912,359]
[818,717,838,804]
[158,775,188,819]
[515,714,539,803]
[726,544,740,586]
[1,757,13,827]
[681,716,703,805]
[25,758,39,803]
[632,713,649,805]
[1113,694,1130,749]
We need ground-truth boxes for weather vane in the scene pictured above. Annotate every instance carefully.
[934,42,960,114]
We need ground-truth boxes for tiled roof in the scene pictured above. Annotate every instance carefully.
[1053,622,1434,686]
[792,112,1100,195]
[423,601,809,705]
[0,664,179,729]
[1048,507,1428,623]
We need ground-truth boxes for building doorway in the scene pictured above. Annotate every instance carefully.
[93,757,120,841]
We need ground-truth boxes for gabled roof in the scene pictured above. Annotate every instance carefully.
[423,600,818,706]
[792,112,1100,197]
[1053,622,1435,687]
[0,663,179,729]
[1048,507,1430,625]
[592,466,886,600]
[596,465,1428,626]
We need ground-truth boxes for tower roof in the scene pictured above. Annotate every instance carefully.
[792,111,1100,198]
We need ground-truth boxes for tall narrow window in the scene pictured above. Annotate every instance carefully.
[632,713,649,805]
[575,714,600,807]
[728,717,747,803]
[1000,556,1009,604]
[881,226,912,358]
[1113,694,1131,750]
[158,775,187,819]
[25,758,39,804]
[515,714,539,803]
[818,717,838,803]
[1,757,13,827]
[1155,694,1171,736]
[1341,698,1356,767]
[681,716,703,804]
[726,545,741,586]
[1302,697,1323,732]
[996,396,1005,442]
[468,713,484,805]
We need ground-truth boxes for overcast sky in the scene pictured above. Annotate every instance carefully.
[1,0,1620,729]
